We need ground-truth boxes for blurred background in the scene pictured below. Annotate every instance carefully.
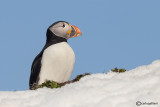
[0,0,160,90]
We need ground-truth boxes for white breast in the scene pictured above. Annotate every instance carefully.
[38,42,75,85]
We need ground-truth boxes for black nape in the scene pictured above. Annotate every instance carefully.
[46,29,67,44]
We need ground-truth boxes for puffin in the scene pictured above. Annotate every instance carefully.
[29,21,81,89]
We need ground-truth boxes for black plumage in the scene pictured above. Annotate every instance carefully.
[29,28,67,89]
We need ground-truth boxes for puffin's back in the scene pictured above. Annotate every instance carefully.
[29,51,43,89]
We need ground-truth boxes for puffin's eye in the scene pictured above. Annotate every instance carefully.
[62,24,65,28]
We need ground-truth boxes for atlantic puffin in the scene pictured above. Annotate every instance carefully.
[29,21,81,89]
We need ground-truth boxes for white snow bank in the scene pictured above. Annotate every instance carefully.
[0,60,160,107]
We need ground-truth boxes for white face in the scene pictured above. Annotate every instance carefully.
[49,22,71,39]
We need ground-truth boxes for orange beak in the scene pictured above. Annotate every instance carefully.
[71,25,82,38]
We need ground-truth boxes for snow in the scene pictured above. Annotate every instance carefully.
[0,60,160,107]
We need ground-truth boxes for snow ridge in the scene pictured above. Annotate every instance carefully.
[0,60,160,107]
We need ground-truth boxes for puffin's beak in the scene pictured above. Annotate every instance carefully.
[70,25,82,38]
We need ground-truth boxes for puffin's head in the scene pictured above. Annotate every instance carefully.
[47,21,82,40]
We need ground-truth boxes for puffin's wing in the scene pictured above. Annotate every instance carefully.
[29,43,53,89]
[29,51,43,89]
